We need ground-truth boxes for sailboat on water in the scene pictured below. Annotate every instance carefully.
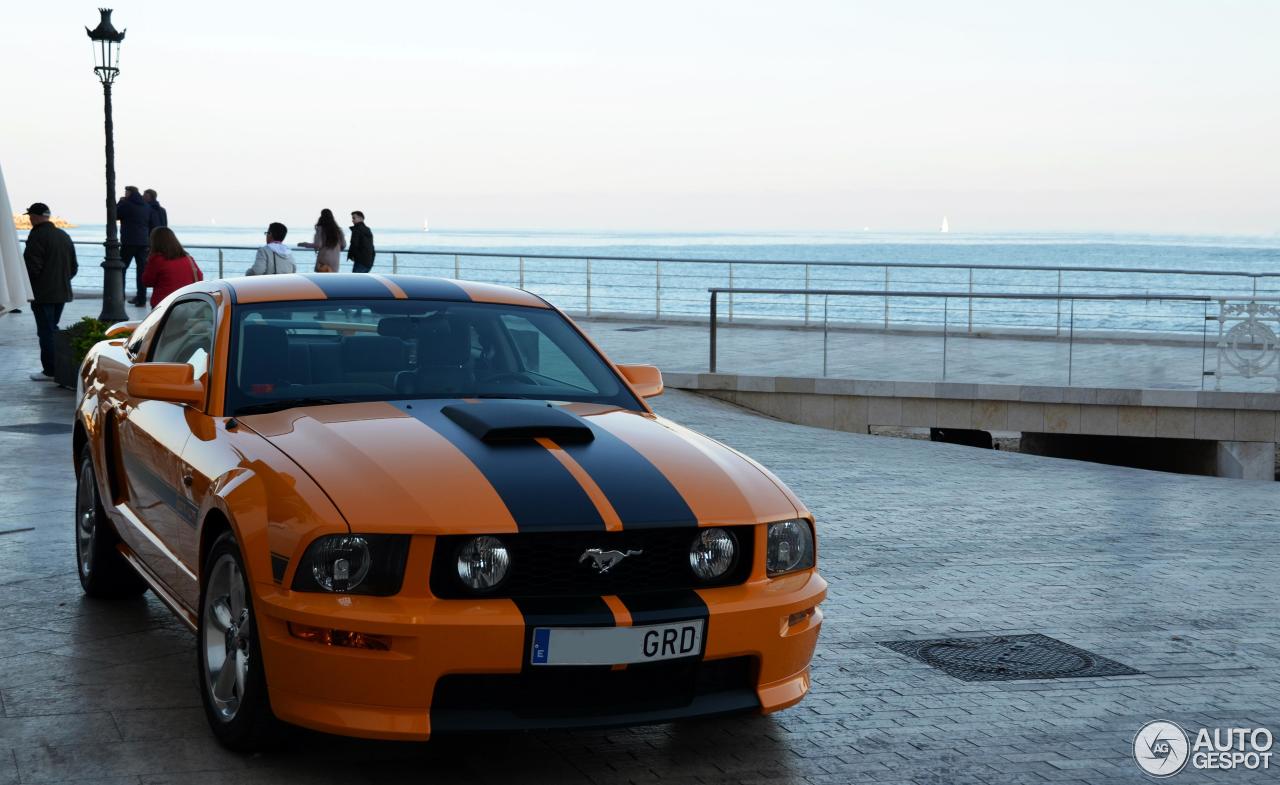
[941,216,950,233]
[423,218,430,232]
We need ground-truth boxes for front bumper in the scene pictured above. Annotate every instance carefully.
[254,558,826,741]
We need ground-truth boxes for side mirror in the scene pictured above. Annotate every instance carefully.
[105,320,140,338]
[127,363,205,407]
[618,364,663,398]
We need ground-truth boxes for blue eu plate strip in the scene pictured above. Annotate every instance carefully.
[531,628,551,664]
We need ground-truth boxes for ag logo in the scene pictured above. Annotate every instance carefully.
[1134,720,1189,777]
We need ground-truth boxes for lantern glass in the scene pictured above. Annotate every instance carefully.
[86,9,125,84]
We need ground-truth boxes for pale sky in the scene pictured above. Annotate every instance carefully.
[3,1,1278,233]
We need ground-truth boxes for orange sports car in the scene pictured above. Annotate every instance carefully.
[73,273,826,749]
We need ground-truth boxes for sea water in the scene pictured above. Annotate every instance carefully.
[58,227,1280,334]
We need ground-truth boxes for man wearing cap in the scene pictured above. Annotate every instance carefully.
[22,203,78,382]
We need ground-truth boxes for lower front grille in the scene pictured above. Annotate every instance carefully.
[430,656,758,731]
[430,527,754,599]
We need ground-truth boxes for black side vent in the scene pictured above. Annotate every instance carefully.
[442,402,593,444]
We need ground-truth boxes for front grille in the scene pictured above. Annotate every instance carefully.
[431,656,757,722]
[430,526,754,599]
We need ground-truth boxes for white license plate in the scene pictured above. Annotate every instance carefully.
[530,620,704,666]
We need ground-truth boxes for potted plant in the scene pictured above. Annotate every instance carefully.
[54,317,130,389]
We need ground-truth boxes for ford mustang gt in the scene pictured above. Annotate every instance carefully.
[73,273,826,749]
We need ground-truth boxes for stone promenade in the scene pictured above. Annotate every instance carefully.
[0,301,1277,784]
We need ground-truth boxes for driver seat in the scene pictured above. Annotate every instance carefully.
[395,315,474,396]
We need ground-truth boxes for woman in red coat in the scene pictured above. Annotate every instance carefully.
[140,227,203,308]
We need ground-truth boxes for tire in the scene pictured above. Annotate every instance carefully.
[198,531,281,751]
[75,451,148,598]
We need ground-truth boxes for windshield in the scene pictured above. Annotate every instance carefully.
[226,299,641,415]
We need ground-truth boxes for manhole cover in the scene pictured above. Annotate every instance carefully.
[0,422,72,436]
[880,634,1140,682]
[615,326,665,332]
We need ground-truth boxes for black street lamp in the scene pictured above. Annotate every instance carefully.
[86,8,128,323]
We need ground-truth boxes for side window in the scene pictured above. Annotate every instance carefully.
[126,307,167,358]
[150,299,215,379]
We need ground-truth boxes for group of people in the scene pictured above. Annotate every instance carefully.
[20,192,377,382]
[248,209,376,275]
[116,185,168,306]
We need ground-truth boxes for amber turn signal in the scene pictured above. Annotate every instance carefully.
[288,622,391,651]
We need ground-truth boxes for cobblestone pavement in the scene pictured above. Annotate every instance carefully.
[0,301,1277,784]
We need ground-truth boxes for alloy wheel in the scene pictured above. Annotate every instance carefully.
[75,460,97,578]
[202,554,251,722]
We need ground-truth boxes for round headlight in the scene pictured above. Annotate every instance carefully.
[766,520,814,576]
[310,535,372,592]
[457,536,510,591]
[689,527,736,581]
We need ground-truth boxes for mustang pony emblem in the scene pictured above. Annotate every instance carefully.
[579,548,643,574]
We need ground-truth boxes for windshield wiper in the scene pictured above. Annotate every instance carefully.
[235,397,356,416]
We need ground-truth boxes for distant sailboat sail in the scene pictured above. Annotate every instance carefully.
[941,216,949,233]
[423,218,430,232]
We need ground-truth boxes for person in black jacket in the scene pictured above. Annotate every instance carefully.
[144,188,168,232]
[116,185,151,306]
[348,211,375,273]
[22,203,78,381]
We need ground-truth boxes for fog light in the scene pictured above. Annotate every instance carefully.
[288,623,390,651]
[689,527,737,581]
[457,536,510,591]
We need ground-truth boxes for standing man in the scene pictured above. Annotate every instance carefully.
[116,185,151,306]
[144,188,168,232]
[348,211,375,273]
[22,203,77,382]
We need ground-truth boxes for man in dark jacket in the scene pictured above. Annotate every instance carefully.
[144,188,168,232]
[116,185,151,306]
[22,203,78,382]
[348,211,375,273]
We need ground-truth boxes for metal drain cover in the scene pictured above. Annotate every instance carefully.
[880,634,1140,682]
[0,422,72,436]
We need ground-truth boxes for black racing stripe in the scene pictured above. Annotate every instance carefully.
[560,423,697,529]
[121,454,198,528]
[618,590,710,626]
[380,275,471,302]
[395,401,605,531]
[300,273,396,299]
[514,596,615,671]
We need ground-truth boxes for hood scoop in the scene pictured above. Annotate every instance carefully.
[442,402,594,444]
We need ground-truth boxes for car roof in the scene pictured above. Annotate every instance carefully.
[221,273,550,308]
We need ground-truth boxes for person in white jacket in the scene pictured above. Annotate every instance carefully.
[247,222,297,275]
[0,160,35,314]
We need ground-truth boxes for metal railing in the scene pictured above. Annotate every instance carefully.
[45,240,1280,330]
[706,287,1280,391]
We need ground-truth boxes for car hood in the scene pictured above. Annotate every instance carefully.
[238,399,802,534]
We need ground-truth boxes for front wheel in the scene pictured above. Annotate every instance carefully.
[198,531,281,751]
[75,451,148,598]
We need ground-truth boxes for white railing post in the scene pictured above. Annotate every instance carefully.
[586,259,593,316]
[217,249,224,279]
[392,253,398,274]
[728,262,735,323]
[655,261,662,319]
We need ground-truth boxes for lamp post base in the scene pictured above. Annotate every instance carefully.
[99,241,128,323]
